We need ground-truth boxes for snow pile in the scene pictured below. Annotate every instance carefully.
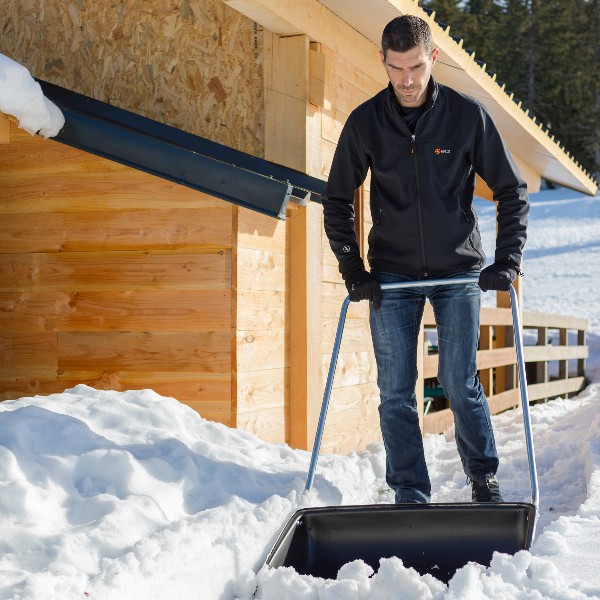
[1,382,599,599]
[0,53,64,137]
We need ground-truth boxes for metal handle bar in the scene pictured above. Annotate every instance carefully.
[304,278,539,511]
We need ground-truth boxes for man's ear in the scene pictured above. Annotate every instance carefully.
[379,49,386,64]
[431,47,439,66]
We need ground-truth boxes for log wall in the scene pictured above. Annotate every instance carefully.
[0,118,234,424]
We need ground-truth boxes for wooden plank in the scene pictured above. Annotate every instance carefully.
[0,251,231,291]
[264,34,309,173]
[236,247,287,292]
[523,310,587,330]
[423,304,513,327]
[119,371,232,424]
[423,347,517,379]
[57,331,231,371]
[322,44,382,98]
[236,329,287,372]
[182,401,233,425]
[322,317,373,354]
[528,376,586,401]
[236,289,286,330]
[329,74,371,117]
[0,137,127,175]
[0,290,231,333]
[289,201,323,450]
[306,102,323,187]
[324,383,381,454]
[488,388,520,414]
[321,137,337,180]
[1,332,57,370]
[323,350,376,388]
[322,282,368,319]
[237,405,288,444]
[0,208,233,252]
[309,45,332,109]
[0,171,229,213]
[524,345,588,362]
[118,371,231,401]
[237,206,287,253]
[423,387,521,435]
[236,368,287,413]
[0,369,232,423]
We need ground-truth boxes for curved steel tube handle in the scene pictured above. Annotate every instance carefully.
[304,279,539,512]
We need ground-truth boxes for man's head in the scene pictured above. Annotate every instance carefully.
[380,16,438,108]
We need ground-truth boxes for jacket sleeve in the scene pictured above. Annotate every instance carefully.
[472,105,529,267]
[322,115,371,279]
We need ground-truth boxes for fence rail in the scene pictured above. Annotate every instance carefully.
[421,305,588,435]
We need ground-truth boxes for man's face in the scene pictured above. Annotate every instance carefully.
[380,45,438,108]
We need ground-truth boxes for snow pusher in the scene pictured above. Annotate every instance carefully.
[265,279,539,583]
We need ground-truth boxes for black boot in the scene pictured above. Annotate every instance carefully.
[471,477,503,502]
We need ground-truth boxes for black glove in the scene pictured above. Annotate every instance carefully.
[343,270,382,309]
[478,259,521,292]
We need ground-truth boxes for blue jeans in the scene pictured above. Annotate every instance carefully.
[369,271,498,503]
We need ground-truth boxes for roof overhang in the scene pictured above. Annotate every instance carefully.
[37,80,326,220]
[225,0,597,196]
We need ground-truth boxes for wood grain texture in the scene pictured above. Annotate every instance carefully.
[0,251,231,292]
[57,331,230,372]
[0,209,232,252]
[0,290,231,333]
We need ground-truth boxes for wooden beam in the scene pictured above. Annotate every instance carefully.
[309,44,332,109]
[264,33,309,172]
[528,376,586,402]
[289,202,323,449]
[263,33,323,449]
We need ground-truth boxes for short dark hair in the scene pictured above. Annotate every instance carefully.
[381,15,433,56]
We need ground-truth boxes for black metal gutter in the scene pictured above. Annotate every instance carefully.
[37,79,326,220]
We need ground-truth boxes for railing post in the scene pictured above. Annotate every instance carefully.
[558,328,569,397]
[578,329,586,379]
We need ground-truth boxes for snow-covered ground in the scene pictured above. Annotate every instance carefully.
[2,52,600,600]
[0,188,598,600]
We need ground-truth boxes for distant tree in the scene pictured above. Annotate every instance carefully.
[420,0,600,179]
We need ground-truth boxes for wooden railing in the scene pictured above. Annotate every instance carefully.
[420,305,588,435]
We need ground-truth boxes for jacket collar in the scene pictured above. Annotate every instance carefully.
[386,76,439,112]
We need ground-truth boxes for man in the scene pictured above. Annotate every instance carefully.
[322,15,528,504]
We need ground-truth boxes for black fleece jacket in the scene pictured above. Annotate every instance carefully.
[323,78,529,280]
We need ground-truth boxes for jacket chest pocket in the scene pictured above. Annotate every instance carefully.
[418,140,472,196]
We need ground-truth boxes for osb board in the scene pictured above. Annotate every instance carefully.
[0,0,264,156]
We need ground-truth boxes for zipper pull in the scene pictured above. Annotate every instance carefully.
[411,134,416,155]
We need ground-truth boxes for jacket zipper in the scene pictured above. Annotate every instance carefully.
[411,132,429,278]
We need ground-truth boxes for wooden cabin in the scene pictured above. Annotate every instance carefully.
[1,0,596,454]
